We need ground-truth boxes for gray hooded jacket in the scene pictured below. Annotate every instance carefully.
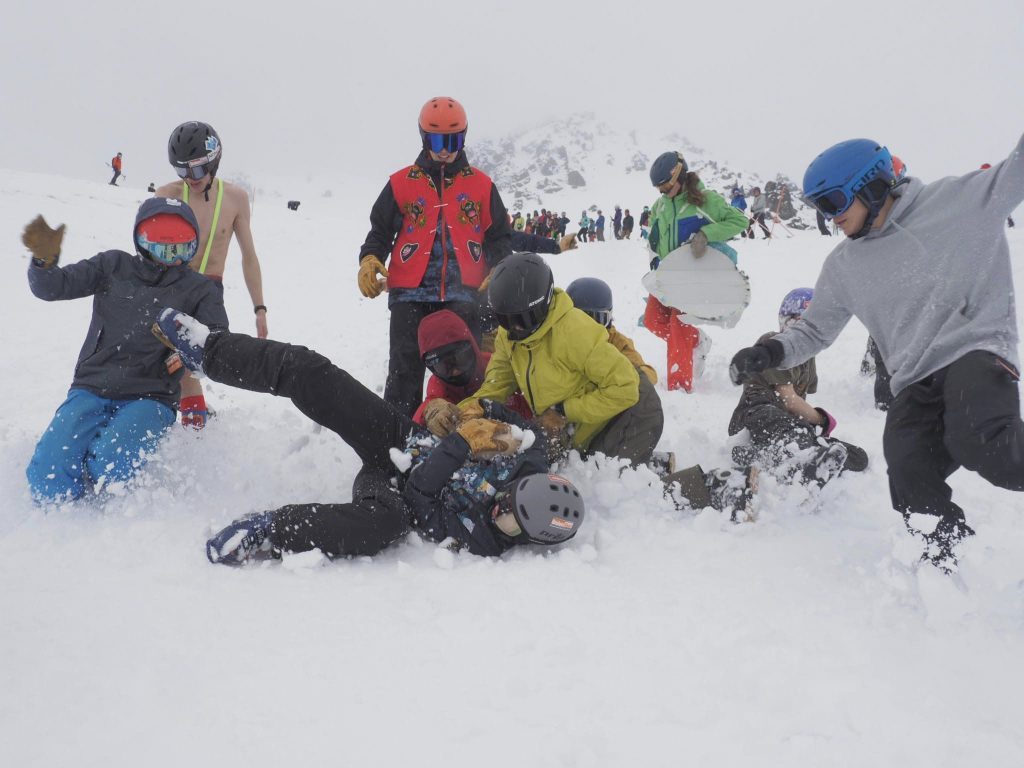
[775,133,1023,396]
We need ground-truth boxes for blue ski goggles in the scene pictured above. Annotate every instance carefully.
[422,130,466,154]
[137,235,198,266]
[802,150,893,219]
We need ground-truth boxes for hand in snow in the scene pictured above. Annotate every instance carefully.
[814,407,837,437]
[22,215,65,268]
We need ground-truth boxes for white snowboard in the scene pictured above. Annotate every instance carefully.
[642,244,751,328]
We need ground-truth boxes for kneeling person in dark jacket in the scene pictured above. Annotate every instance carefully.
[23,198,229,502]
[729,288,868,486]
[153,309,585,565]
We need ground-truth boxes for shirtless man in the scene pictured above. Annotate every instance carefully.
[156,121,268,428]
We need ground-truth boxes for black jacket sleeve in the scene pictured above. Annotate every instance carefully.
[358,182,403,263]
[482,185,512,268]
[510,230,560,255]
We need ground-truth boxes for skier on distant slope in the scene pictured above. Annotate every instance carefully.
[645,150,749,393]
[729,136,1024,572]
[156,121,270,429]
[109,152,123,186]
[356,96,512,418]
[22,199,228,502]
[152,308,584,564]
[729,288,868,486]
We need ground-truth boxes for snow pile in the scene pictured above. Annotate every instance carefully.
[1,167,1023,767]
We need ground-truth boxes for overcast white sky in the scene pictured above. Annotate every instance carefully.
[3,0,1022,188]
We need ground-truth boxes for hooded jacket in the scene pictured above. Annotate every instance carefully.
[411,309,532,423]
[27,197,230,406]
[649,182,749,260]
[464,289,640,449]
[774,132,1024,396]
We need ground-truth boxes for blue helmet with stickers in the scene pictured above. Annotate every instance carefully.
[801,139,894,238]
[779,287,813,330]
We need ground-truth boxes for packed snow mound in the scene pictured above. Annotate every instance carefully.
[2,168,1023,766]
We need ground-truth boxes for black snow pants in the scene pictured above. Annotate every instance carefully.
[730,403,868,477]
[383,300,480,418]
[883,350,1024,526]
[204,331,420,557]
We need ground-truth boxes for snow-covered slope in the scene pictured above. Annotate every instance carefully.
[2,168,1023,767]
[472,113,812,228]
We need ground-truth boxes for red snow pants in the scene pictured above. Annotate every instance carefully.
[643,294,700,393]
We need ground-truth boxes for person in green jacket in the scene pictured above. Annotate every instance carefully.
[460,253,662,467]
[645,151,749,392]
[454,252,758,518]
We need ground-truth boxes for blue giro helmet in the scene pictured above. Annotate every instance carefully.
[802,139,894,222]
[779,287,813,330]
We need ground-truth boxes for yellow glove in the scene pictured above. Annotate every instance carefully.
[459,398,485,421]
[456,418,520,459]
[22,215,65,268]
[558,233,578,252]
[422,398,460,437]
[358,255,388,298]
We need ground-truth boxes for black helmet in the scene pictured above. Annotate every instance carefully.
[487,252,554,341]
[565,277,613,327]
[168,121,222,179]
[650,151,687,187]
[492,473,585,545]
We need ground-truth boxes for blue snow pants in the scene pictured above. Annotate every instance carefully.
[26,388,176,502]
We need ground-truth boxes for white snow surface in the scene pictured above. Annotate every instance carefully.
[2,170,1023,767]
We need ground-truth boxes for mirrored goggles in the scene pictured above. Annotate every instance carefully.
[424,340,475,380]
[584,309,612,328]
[423,130,466,154]
[175,161,212,181]
[138,235,197,266]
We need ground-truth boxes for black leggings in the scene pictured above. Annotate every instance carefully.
[883,350,1024,524]
[204,331,421,556]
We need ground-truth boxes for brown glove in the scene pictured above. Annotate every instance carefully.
[690,230,708,258]
[534,407,571,460]
[422,398,460,437]
[357,255,388,298]
[459,398,485,421]
[456,418,520,459]
[22,215,65,268]
[477,270,492,293]
[558,233,578,252]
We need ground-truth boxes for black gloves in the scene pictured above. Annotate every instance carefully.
[729,339,785,384]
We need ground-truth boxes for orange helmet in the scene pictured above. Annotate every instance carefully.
[419,97,468,133]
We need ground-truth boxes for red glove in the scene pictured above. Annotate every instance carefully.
[180,395,208,430]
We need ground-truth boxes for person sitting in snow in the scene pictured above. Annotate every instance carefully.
[413,309,533,435]
[151,308,584,564]
[23,199,228,503]
[459,253,754,517]
[728,288,868,487]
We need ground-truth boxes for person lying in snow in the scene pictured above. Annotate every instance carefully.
[152,308,584,565]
